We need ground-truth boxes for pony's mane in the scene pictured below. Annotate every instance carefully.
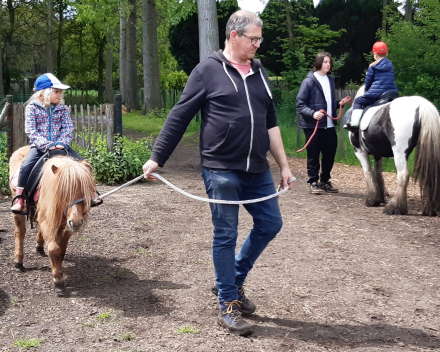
[355,85,365,100]
[38,157,95,235]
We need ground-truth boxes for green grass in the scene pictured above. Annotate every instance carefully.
[97,310,114,321]
[174,325,199,334]
[12,338,44,348]
[123,109,201,138]
[123,333,135,341]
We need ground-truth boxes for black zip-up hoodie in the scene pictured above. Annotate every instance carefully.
[150,50,278,173]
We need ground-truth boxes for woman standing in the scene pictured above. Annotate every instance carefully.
[296,52,350,194]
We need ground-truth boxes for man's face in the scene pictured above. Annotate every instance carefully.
[234,24,262,61]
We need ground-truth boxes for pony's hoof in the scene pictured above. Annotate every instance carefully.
[54,282,66,293]
[365,198,381,207]
[383,205,408,215]
[14,262,25,272]
[36,247,47,257]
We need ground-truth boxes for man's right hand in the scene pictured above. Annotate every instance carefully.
[142,159,159,180]
[313,111,324,120]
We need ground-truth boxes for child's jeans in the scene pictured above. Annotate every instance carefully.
[353,96,377,110]
[17,146,83,189]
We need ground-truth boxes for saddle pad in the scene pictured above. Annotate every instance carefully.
[10,170,40,203]
[360,104,389,131]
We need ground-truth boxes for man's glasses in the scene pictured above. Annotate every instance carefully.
[241,34,264,45]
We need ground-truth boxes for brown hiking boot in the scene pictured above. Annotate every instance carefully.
[218,300,253,336]
[319,181,339,193]
[211,284,256,315]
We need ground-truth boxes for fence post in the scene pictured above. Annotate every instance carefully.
[6,95,13,160]
[296,113,302,149]
[114,94,123,137]
[339,119,345,158]
[106,104,114,152]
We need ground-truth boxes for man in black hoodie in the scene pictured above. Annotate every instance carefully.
[143,10,293,336]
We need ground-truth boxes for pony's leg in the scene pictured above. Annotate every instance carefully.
[355,150,382,206]
[47,231,72,292]
[384,152,409,215]
[374,157,386,203]
[35,229,47,257]
[13,214,26,272]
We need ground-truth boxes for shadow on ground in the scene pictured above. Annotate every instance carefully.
[249,315,440,349]
[61,254,190,318]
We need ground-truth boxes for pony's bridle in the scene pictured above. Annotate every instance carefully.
[64,198,87,217]
[64,194,103,216]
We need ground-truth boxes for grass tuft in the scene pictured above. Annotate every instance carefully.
[174,325,199,334]
[97,310,114,321]
[12,338,44,348]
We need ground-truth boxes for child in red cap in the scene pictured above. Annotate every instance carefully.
[344,41,398,130]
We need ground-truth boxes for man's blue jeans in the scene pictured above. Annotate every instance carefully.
[202,167,283,304]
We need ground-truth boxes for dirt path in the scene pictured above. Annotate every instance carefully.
[1,136,440,352]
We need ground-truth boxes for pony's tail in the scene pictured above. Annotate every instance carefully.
[413,97,440,216]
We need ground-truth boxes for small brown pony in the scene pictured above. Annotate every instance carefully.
[10,146,96,292]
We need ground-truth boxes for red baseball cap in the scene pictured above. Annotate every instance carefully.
[372,41,388,54]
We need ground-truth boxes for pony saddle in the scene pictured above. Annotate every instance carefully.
[10,149,69,213]
[358,91,400,131]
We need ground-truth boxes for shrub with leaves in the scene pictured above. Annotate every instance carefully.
[77,135,153,185]
[0,132,10,194]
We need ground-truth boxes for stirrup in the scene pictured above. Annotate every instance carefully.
[11,195,28,215]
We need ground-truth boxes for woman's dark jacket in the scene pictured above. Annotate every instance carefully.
[364,58,398,99]
[296,71,340,129]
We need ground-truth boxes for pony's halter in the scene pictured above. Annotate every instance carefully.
[64,198,86,217]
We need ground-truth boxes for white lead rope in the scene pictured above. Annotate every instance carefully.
[97,173,296,205]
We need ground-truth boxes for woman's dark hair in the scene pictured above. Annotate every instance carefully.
[314,52,333,71]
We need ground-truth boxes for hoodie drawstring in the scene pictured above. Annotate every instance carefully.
[259,69,272,99]
[223,62,238,93]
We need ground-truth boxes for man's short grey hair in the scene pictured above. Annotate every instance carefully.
[225,10,263,41]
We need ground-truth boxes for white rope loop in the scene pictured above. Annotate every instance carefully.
[97,173,296,205]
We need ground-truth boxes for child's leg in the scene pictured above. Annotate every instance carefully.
[12,148,45,211]
[17,147,46,189]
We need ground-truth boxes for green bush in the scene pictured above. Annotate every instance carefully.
[0,132,9,194]
[76,135,153,185]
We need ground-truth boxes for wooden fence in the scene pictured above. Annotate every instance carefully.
[5,94,123,159]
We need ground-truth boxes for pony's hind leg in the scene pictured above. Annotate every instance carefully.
[13,214,26,272]
[384,151,409,215]
[355,150,382,206]
[374,157,386,203]
[35,229,47,257]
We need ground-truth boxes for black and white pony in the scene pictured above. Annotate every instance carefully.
[344,86,440,216]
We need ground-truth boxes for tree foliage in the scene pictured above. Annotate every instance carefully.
[168,0,239,75]
[314,0,401,87]
[384,0,440,106]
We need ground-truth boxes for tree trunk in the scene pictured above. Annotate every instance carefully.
[126,0,140,110]
[197,0,219,62]
[283,0,295,50]
[142,0,162,113]
[105,31,114,103]
[96,34,106,102]
[405,0,413,22]
[119,2,127,102]
[56,0,63,76]
[5,0,16,94]
[0,48,4,96]
[382,0,387,32]
[46,0,53,72]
